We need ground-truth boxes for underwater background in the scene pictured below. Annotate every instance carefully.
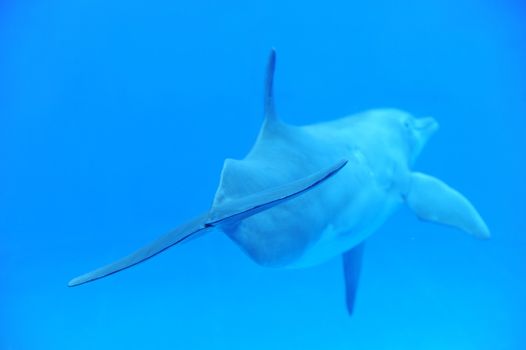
[1,0,525,349]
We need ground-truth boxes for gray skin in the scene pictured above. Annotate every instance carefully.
[69,50,489,315]
[213,109,443,268]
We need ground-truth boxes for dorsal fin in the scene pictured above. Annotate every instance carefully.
[264,48,277,122]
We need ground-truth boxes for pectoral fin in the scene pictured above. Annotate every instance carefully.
[342,243,365,315]
[405,172,490,239]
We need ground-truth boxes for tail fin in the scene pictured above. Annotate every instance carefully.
[69,159,348,287]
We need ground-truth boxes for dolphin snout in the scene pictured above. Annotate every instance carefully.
[415,116,439,132]
[415,116,439,140]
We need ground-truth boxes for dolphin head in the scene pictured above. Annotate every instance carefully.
[361,109,439,166]
[402,113,439,164]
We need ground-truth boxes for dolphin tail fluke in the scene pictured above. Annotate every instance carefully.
[68,213,211,287]
[69,159,348,287]
[208,159,348,225]
[405,172,490,239]
[342,243,365,316]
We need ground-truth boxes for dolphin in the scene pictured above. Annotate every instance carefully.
[69,49,490,315]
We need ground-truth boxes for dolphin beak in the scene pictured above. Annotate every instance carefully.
[415,116,439,141]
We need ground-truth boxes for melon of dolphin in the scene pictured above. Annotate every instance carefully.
[69,50,490,315]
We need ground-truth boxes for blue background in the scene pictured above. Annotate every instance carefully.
[1,0,525,349]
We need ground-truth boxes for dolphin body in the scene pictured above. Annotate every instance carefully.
[69,50,490,314]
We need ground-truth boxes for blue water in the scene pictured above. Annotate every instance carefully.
[2,0,525,349]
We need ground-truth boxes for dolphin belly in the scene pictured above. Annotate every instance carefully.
[222,160,402,269]
[287,192,401,268]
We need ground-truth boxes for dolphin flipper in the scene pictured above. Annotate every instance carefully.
[69,159,348,287]
[342,243,365,315]
[405,172,490,239]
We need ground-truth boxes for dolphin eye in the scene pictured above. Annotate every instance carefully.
[403,120,410,129]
